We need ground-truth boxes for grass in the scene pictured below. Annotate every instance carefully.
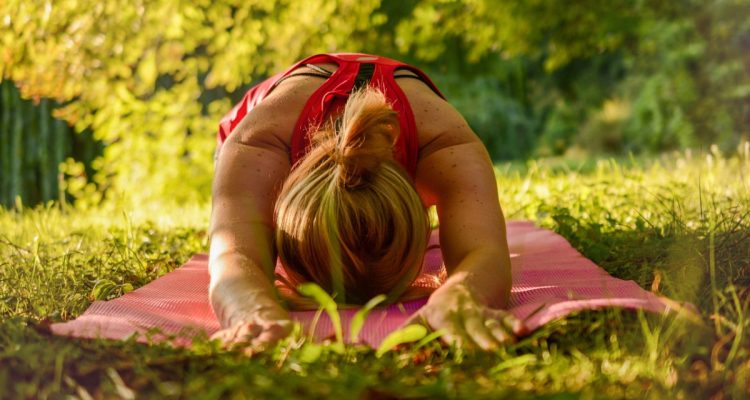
[1,143,749,399]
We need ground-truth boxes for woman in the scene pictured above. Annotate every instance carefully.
[209,53,522,351]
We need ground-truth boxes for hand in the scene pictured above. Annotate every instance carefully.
[406,282,526,351]
[210,294,293,355]
[210,272,296,354]
[211,316,293,355]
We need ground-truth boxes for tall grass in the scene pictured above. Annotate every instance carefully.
[0,144,748,398]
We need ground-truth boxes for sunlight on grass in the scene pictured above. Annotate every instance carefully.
[1,144,748,398]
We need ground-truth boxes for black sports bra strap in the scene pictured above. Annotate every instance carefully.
[304,63,334,76]
[352,63,376,92]
[272,72,331,89]
[269,63,335,92]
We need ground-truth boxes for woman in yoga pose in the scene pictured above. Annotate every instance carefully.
[209,53,522,351]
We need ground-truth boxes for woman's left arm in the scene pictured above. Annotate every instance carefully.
[413,104,524,350]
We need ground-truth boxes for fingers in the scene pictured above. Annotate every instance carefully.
[463,313,500,350]
[211,319,293,354]
[417,305,503,351]
[440,309,466,349]
[485,309,527,344]
[483,318,513,344]
[252,320,293,347]
[440,331,464,349]
[210,322,261,344]
[493,310,526,336]
[444,309,523,351]
[400,296,529,352]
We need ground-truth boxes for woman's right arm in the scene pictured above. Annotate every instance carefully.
[208,103,293,348]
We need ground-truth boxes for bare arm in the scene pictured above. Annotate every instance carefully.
[412,99,519,349]
[417,141,511,308]
[415,97,511,304]
[209,103,291,337]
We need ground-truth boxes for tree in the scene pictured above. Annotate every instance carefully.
[2,0,747,206]
[1,0,386,205]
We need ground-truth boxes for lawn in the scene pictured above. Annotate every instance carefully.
[1,145,748,399]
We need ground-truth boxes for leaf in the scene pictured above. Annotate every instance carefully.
[297,283,343,346]
[375,324,428,358]
[414,329,445,349]
[489,354,538,374]
[121,283,134,293]
[136,51,157,95]
[349,294,387,343]
[91,279,117,300]
[297,343,323,363]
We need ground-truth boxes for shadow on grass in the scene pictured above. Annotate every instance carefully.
[542,202,750,310]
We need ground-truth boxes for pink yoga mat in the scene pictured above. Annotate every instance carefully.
[51,221,674,347]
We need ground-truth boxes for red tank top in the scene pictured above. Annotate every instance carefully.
[216,53,444,178]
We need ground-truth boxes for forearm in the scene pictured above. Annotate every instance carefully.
[437,247,512,309]
[209,252,288,328]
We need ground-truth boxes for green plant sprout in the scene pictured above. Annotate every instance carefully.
[3,145,750,397]
[296,283,344,351]
[349,294,387,343]
[375,324,429,358]
[296,283,441,356]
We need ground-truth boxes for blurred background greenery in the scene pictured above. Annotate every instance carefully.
[1,0,748,208]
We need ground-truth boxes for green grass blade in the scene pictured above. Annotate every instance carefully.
[489,354,538,374]
[414,329,445,349]
[349,294,387,343]
[375,324,428,358]
[297,283,343,346]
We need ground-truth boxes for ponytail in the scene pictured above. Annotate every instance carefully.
[334,88,400,188]
[275,87,431,305]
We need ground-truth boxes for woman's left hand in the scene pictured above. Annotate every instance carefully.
[406,282,526,351]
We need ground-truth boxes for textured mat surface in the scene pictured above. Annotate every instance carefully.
[51,221,672,347]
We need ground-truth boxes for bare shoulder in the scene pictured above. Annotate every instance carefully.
[396,79,481,160]
[228,76,328,155]
[396,78,488,206]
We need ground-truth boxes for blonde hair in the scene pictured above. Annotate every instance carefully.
[274,87,430,306]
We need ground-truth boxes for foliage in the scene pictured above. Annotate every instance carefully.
[569,0,750,156]
[2,0,749,206]
[349,294,387,343]
[297,283,344,348]
[396,0,640,70]
[1,0,386,206]
[498,142,750,308]
[1,149,749,398]
[375,324,428,358]
[0,203,208,319]
[436,68,540,160]
[0,81,101,208]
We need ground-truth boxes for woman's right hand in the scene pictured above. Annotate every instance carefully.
[209,278,294,354]
[211,316,293,354]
